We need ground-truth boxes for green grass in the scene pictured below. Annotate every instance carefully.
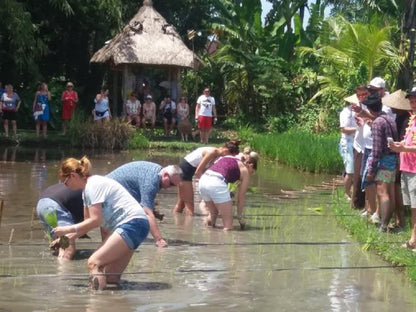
[242,129,343,174]
[332,188,416,282]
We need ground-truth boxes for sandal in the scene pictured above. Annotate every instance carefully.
[401,241,416,249]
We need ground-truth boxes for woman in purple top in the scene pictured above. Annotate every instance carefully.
[198,155,258,230]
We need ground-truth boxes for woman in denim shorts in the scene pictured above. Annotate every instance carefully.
[54,156,149,290]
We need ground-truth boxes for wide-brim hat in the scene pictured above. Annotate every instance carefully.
[382,89,410,111]
[344,94,359,105]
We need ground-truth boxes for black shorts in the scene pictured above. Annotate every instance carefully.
[2,110,17,120]
[163,111,173,124]
[180,158,196,181]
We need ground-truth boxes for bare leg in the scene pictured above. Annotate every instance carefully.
[344,173,353,200]
[173,183,185,213]
[88,233,133,290]
[377,181,393,230]
[42,121,47,138]
[394,181,405,227]
[11,120,17,136]
[104,249,134,284]
[409,209,416,246]
[182,181,194,216]
[204,201,218,227]
[215,201,234,230]
[35,120,40,137]
[366,183,377,215]
[4,120,9,137]
[87,232,132,290]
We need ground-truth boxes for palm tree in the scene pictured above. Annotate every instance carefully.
[298,16,401,101]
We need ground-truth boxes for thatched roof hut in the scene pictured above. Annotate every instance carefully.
[90,0,201,115]
[91,0,199,68]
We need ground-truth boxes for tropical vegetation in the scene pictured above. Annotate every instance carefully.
[0,0,413,135]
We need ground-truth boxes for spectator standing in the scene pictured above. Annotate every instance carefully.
[0,81,4,98]
[362,93,398,232]
[93,89,111,121]
[382,90,410,229]
[349,86,369,210]
[195,87,217,144]
[126,92,141,130]
[339,99,357,201]
[159,95,176,137]
[33,82,51,138]
[61,82,78,135]
[176,96,192,141]
[389,89,416,245]
[1,84,21,137]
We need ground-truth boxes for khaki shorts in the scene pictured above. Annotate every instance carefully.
[401,172,416,208]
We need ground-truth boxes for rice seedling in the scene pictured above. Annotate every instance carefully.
[240,129,343,174]
[43,209,69,249]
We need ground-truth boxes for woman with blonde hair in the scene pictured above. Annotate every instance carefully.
[54,156,149,290]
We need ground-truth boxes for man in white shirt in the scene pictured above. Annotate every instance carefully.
[195,87,217,144]
[339,100,357,201]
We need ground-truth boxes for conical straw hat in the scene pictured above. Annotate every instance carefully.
[382,89,410,111]
[344,94,359,105]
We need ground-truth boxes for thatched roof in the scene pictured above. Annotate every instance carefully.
[90,0,200,69]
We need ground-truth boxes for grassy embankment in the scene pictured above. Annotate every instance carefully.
[333,189,416,282]
[241,129,343,173]
[244,129,416,283]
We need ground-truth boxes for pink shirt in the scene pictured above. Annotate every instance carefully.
[400,114,416,173]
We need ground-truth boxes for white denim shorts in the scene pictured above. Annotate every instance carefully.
[198,170,231,204]
[338,141,354,174]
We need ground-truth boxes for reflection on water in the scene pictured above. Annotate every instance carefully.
[0,147,415,311]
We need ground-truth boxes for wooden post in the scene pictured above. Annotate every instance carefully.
[0,198,3,227]
[112,70,119,117]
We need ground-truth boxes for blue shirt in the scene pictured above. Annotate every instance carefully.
[1,92,20,111]
[107,161,162,210]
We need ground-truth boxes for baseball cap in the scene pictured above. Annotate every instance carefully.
[368,77,386,89]
[145,94,152,99]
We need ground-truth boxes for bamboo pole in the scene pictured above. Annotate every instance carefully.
[0,198,4,227]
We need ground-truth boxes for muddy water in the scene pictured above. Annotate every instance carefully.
[0,147,415,311]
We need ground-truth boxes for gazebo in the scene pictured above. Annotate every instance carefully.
[90,0,201,115]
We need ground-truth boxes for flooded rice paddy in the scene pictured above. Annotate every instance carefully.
[0,147,415,311]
